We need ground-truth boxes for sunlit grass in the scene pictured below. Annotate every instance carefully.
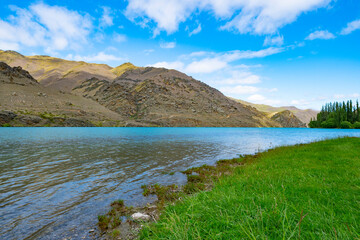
[140,137,360,239]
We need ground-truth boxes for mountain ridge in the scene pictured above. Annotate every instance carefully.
[0,50,308,128]
[234,99,318,125]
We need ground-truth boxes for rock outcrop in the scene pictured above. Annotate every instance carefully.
[0,62,38,85]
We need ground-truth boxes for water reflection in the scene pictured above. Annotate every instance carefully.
[1,127,359,239]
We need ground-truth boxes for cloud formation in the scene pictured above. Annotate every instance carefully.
[66,52,125,64]
[99,6,114,28]
[0,3,92,52]
[340,19,360,35]
[150,47,283,74]
[125,0,331,35]
[264,35,284,46]
[160,41,176,49]
[306,30,335,40]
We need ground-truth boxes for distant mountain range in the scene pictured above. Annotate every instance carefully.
[234,99,318,125]
[0,50,315,127]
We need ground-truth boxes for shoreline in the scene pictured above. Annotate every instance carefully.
[96,137,360,239]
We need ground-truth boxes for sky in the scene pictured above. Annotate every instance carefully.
[0,0,359,110]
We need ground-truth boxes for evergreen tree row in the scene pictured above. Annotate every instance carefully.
[309,100,360,129]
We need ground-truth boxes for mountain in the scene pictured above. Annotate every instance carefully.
[234,99,318,125]
[0,50,310,128]
[73,67,281,127]
[0,62,125,127]
[0,50,138,92]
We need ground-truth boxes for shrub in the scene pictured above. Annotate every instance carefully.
[321,118,337,128]
[353,122,360,129]
[340,121,352,129]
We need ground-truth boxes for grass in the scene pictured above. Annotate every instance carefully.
[140,137,360,239]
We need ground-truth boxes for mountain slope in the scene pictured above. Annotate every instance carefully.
[0,50,138,92]
[74,67,281,127]
[0,62,125,126]
[234,99,318,125]
[271,110,306,128]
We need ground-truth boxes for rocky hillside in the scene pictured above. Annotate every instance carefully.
[235,99,318,125]
[0,62,125,127]
[74,67,281,127]
[0,50,139,92]
[0,50,313,128]
[270,110,306,128]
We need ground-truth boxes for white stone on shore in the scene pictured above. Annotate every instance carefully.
[131,212,151,221]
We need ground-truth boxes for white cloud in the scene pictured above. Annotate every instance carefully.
[220,85,259,95]
[160,41,176,49]
[305,30,335,40]
[99,6,114,27]
[144,49,155,55]
[67,52,125,63]
[222,71,261,85]
[150,61,184,70]
[248,94,266,101]
[189,23,202,36]
[334,93,360,99]
[149,47,282,75]
[264,35,284,46]
[0,40,20,51]
[340,19,360,35]
[185,58,227,73]
[248,94,281,105]
[126,0,331,35]
[113,33,127,42]
[0,3,92,52]
[222,47,284,62]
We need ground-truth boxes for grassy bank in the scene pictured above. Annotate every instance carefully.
[140,137,360,239]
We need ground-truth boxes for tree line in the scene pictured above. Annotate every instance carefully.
[309,100,360,129]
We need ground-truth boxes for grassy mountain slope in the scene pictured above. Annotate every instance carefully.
[0,50,138,92]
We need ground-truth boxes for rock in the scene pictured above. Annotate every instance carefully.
[131,212,151,221]
[17,115,43,125]
[0,62,38,85]
[0,111,17,124]
[37,92,47,97]
[11,92,17,96]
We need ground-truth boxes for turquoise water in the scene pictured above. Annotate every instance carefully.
[1,127,360,240]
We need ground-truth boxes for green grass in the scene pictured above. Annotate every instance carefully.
[140,137,360,239]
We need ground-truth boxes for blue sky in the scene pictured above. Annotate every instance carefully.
[1,0,360,110]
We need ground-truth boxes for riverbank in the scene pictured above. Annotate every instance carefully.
[134,137,360,239]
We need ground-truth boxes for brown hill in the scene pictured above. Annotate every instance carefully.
[0,62,125,127]
[234,99,318,125]
[74,67,281,127]
[270,110,306,128]
[0,50,139,92]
